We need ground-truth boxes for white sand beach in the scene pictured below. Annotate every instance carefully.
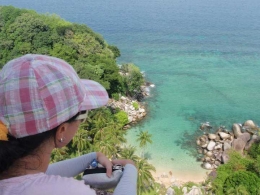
[152,166,208,187]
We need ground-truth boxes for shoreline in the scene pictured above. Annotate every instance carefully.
[152,166,207,187]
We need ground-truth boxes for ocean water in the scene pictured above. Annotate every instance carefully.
[1,0,260,181]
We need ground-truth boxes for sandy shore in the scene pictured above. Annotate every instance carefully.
[152,166,208,188]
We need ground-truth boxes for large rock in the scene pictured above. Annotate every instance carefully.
[208,133,217,140]
[200,135,208,143]
[221,151,230,164]
[243,120,257,129]
[215,152,222,161]
[207,141,216,151]
[223,142,231,151]
[232,123,242,138]
[232,137,247,153]
[187,186,202,195]
[196,139,201,146]
[205,156,211,162]
[208,170,217,179]
[203,162,213,170]
[166,187,175,195]
[215,135,220,141]
[182,187,188,194]
[245,135,259,150]
[214,143,223,150]
[214,160,221,166]
[201,142,209,148]
[238,132,251,143]
[219,132,230,139]
[206,151,213,157]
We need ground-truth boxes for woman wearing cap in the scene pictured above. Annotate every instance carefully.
[0,54,137,195]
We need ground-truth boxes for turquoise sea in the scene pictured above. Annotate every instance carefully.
[1,0,260,181]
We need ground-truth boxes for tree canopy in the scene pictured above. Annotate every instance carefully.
[0,6,126,95]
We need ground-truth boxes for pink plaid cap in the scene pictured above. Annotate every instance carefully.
[0,54,109,138]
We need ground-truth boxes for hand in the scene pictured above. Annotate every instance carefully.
[96,152,113,177]
[112,159,136,167]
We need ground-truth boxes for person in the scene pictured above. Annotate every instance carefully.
[0,54,137,195]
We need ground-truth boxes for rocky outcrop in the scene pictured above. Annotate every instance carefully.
[197,120,259,170]
[182,186,203,195]
[166,187,175,195]
[107,96,147,126]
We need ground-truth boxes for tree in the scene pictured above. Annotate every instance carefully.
[121,63,144,96]
[71,127,93,156]
[210,150,256,195]
[136,130,153,158]
[119,145,139,163]
[223,171,260,194]
[0,6,125,96]
[136,158,156,195]
[226,185,249,195]
[108,45,121,58]
[119,145,156,195]
[114,110,129,127]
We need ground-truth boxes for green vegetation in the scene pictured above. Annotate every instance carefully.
[207,149,260,195]
[223,171,260,194]
[0,6,144,97]
[111,93,120,101]
[114,110,129,127]
[120,63,145,97]
[136,130,153,162]
[136,130,153,149]
[132,101,139,110]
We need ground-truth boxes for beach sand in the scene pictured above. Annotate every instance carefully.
[152,166,208,188]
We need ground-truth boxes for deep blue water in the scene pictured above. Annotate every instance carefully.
[1,0,260,181]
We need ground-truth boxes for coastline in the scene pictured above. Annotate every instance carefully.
[152,166,207,188]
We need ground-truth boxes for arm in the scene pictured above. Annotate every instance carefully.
[46,152,96,177]
[113,160,138,195]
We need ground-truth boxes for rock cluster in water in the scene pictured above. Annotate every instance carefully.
[107,96,147,127]
[196,120,259,170]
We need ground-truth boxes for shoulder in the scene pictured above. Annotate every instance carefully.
[1,173,96,195]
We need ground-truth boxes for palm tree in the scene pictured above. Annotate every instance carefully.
[105,121,126,145]
[94,139,116,158]
[51,147,70,163]
[72,127,92,156]
[136,130,152,158]
[119,145,139,163]
[136,158,156,195]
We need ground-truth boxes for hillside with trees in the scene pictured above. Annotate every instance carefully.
[0,6,144,97]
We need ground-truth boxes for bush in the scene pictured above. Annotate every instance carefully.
[112,93,120,101]
[253,155,260,176]
[132,102,139,110]
[210,150,254,194]
[223,171,260,194]
[115,111,128,126]
[121,63,144,96]
[248,142,260,159]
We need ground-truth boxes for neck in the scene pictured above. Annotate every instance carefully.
[0,140,54,180]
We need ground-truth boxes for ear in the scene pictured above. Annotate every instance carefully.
[55,123,69,148]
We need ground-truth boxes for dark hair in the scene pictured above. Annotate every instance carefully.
[0,112,81,177]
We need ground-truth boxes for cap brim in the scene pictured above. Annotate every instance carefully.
[80,79,109,111]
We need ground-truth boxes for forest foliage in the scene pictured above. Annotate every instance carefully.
[207,148,260,195]
[0,5,144,96]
